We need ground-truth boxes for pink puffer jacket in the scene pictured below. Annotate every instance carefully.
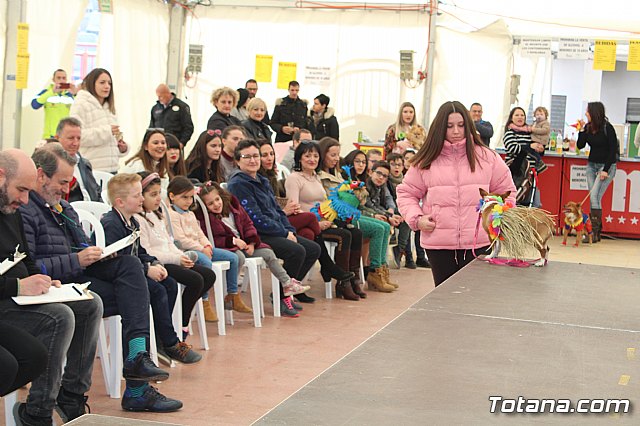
[396,140,516,250]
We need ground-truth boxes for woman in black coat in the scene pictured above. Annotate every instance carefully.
[307,94,339,141]
[241,98,273,141]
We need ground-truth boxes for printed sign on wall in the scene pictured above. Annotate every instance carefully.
[570,165,588,190]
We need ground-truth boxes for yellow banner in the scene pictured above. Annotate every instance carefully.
[277,62,297,90]
[17,23,29,54]
[255,55,273,82]
[628,40,640,71]
[593,40,617,71]
[16,53,29,89]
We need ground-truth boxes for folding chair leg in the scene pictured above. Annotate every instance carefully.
[210,263,227,336]
[107,316,122,399]
[97,319,111,396]
[271,274,281,317]
[246,263,262,328]
[194,298,209,350]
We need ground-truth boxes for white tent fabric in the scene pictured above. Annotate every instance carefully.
[97,0,170,162]
[183,6,429,154]
[19,0,87,154]
[429,20,512,147]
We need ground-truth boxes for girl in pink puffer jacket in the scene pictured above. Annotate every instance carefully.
[397,101,516,286]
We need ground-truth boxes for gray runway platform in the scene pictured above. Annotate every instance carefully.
[257,261,640,425]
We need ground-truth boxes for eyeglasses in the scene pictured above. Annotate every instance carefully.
[239,154,260,161]
[353,159,367,165]
[374,170,389,179]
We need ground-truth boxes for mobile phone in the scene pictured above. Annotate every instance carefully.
[59,83,71,89]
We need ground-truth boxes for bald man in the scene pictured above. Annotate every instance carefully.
[0,149,103,424]
[149,84,194,147]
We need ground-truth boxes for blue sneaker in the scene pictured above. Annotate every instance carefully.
[123,351,169,382]
[121,386,183,412]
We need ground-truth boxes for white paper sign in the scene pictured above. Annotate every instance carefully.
[570,165,588,190]
[558,38,590,60]
[304,66,331,85]
[521,38,552,57]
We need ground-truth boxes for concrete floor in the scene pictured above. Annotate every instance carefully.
[2,237,639,425]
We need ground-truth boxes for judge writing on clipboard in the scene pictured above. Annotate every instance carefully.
[18,143,182,413]
[0,149,103,423]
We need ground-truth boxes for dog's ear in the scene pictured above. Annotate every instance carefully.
[479,188,489,198]
[500,191,511,201]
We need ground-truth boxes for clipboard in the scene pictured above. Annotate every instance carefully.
[0,245,26,275]
[100,230,140,259]
[12,282,93,305]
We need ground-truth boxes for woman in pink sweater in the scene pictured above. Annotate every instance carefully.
[396,101,516,286]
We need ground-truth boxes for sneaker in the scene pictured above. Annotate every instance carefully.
[55,388,90,423]
[390,246,401,269]
[404,257,417,269]
[283,278,310,296]
[164,342,202,364]
[123,351,169,382]
[121,385,183,412]
[13,403,52,426]
[280,296,299,317]
[156,346,172,367]
[290,299,303,311]
[294,292,315,303]
[416,258,431,268]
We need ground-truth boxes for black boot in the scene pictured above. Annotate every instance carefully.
[590,208,602,243]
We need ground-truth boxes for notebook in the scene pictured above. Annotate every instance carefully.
[12,282,93,305]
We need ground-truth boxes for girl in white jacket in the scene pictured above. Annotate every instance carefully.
[70,68,128,173]
[137,172,215,339]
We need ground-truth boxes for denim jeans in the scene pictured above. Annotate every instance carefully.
[0,294,103,417]
[147,276,179,347]
[586,162,616,209]
[194,248,242,294]
[84,255,150,359]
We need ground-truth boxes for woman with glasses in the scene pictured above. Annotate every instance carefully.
[257,139,321,243]
[227,139,321,314]
[241,98,273,141]
[69,68,128,173]
[285,140,362,300]
[341,149,397,293]
[120,128,169,189]
[185,129,224,183]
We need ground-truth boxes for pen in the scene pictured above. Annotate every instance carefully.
[40,263,47,276]
[72,285,83,297]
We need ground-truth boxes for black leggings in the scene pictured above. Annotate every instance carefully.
[425,246,490,287]
[0,322,47,396]
[164,264,215,327]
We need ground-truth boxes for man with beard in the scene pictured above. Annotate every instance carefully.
[19,143,182,414]
[0,148,103,425]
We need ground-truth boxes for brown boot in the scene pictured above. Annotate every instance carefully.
[381,266,399,289]
[351,278,367,299]
[335,280,360,301]
[225,293,253,314]
[202,299,218,322]
[367,268,395,293]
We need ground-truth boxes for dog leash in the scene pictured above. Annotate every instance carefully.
[578,172,600,207]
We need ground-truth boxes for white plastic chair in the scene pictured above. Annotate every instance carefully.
[71,200,111,220]
[323,241,338,298]
[276,163,291,180]
[92,170,114,195]
[75,208,106,248]
[4,390,17,426]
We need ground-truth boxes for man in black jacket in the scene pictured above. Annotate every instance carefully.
[470,102,494,145]
[55,117,103,203]
[271,80,308,142]
[0,148,103,424]
[150,84,194,147]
